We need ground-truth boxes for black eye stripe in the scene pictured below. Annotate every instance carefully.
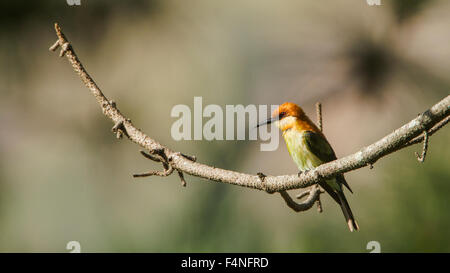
[279,112,286,118]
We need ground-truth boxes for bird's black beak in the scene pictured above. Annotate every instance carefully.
[256,117,276,128]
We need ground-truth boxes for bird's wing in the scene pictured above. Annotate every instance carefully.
[303,130,353,193]
[302,131,337,162]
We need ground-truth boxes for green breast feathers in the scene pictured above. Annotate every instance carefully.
[283,129,327,171]
[282,129,346,192]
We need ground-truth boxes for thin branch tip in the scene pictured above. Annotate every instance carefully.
[133,163,174,178]
[316,102,323,131]
[177,171,187,187]
[415,131,429,163]
[139,150,161,162]
[49,40,59,52]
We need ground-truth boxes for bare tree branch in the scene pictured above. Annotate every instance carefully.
[49,23,450,199]
[280,185,322,212]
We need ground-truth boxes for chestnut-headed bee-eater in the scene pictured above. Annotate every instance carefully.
[258,102,359,232]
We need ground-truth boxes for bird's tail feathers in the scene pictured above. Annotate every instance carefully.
[337,191,359,232]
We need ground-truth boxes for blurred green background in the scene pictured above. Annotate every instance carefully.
[0,0,449,252]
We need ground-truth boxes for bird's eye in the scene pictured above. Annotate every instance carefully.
[279,112,286,119]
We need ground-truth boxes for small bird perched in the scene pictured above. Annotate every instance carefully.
[258,102,359,232]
